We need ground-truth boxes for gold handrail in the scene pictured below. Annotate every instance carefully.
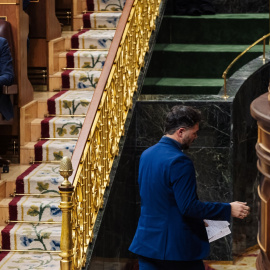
[222,33,270,99]
[59,0,162,269]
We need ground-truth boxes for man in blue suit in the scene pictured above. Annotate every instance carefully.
[0,37,15,121]
[129,105,250,270]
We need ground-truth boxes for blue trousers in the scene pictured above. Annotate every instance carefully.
[138,256,205,270]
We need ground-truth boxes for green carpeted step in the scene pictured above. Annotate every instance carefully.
[157,14,269,45]
[146,44,265,78]
[142,78,224,95]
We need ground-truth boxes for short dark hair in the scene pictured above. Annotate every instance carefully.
[164,105,201,135]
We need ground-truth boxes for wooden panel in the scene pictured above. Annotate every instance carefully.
[0,3,33,107]
[48,36,65,75]
[46,0,61,41]
[27,0,61,77]
[0,197,11,225]
[258,184,268,252]
[28,38,47,67]
[28,0,61,40]
[20,100,38,146]
[18,4,33,106]
[251,94,270,268]
[55,0,71,9]
[0,0,18,3]
[72,0,86,28]
[20,142,35,164]
[28,0,46,38]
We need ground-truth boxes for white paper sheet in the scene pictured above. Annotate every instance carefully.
[204,220,231,243]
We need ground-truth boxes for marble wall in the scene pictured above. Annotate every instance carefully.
[166,0,269,13]
[86,54,270,269]
[212,0,268,13]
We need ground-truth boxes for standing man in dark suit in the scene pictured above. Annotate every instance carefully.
[0,37,15,121]
[129,105,250,270]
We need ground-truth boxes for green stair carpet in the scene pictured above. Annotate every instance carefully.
[143,78,224,95]
[142,13,269,95]
[158,14,269,45]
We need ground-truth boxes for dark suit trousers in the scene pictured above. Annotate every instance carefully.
[138,256,205,270]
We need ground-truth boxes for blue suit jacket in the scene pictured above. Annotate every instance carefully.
[0,37,15,120]
[129,136,231,261]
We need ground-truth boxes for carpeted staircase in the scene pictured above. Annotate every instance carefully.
[0,0,125,269]
[0,1,268,269]
[142,12,269,95]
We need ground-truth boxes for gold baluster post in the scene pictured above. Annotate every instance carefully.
[59,157,74,270]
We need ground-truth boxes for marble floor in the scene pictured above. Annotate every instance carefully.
[205,246,259,270]
[88,246,259,270]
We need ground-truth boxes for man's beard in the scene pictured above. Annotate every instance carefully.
[181,143,190,150]
[181,136,194,150]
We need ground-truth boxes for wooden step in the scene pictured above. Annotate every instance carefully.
[48,36,66,76]
[20,142,36,165]
[61,31,78,51]
[48,32,78,78]
[20,98,50,147]
[73,14,83,31]
[0,225,5,243]
[5,179,16,197]
[0,164,29,196]
[0,181,5,200]
[48,72,62,92]
[30,118,43,142]
[37,99,48,118]
[59,52,67,71]
[20,100,38,147]
[0,198,13,226]
[73,0,87,21]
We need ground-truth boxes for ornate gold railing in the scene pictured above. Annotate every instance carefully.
[58,0,162,269]
[222,33,270,99]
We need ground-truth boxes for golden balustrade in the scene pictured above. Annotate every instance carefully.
[59,0,162,269]
[222,33,270,99]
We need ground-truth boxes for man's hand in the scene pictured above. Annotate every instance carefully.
[230,201,250,219]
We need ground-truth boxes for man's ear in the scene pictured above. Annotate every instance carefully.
[177,128,185,138]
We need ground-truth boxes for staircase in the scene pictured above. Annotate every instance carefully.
[142,13,268,95]
[140,5,269,266]
[0,1,267,269]
[84,4,269,269]
[0,0,125,269]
